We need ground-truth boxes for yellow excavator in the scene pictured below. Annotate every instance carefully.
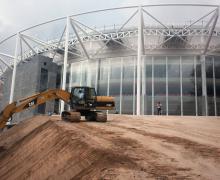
[0,86,115,129]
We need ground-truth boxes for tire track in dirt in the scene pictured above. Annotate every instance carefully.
[58,121,198,179]
[107,123,220,163]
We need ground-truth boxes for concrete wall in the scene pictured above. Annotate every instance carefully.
[0,55,59,123]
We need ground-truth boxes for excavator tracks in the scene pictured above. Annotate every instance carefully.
[85,112,107,122]
[61,111,81,122]
[61,111,107,123]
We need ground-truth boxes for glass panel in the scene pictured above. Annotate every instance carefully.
[81,61,87,86]
[154,56,166,115]
[109,58,121,113]
[88,60,98,89]
[182,56,195,115]
[206,57,214,116]
[145,56,152,115]
[214,56,220,116]
[122,57,135,114]
[71,62,81,87]
[109,58,121,96]
[196,56,203,115]
[168,56,181,115]
[97,59,108,96]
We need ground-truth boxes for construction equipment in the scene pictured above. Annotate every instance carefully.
[0,87,115,129]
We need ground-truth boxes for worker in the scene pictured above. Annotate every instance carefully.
[156,101,162,115]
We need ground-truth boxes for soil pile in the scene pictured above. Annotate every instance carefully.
[0,115,220,179]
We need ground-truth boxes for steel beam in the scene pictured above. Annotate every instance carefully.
[52,25,66,60]
[204,10,217,29]
[20,35,37,54]
[0,53,15,59]
[149,8,218,51]
[142,9,169,30]
[0,57,12,69]
[69,19,90,60]
[203,10,219,55]
[72,10,138,58]
[22,33,83,58]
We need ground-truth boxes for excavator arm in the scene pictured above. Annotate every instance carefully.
[0,89,70,129]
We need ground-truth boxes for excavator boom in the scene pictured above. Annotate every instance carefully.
[0,89,70,129]
[0,87,115,129]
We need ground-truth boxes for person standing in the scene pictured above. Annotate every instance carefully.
[156,101,162,115]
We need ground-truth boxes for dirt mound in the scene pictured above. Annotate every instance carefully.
[0,115,220,179]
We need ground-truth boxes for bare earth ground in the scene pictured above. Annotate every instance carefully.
[0,115,220,180]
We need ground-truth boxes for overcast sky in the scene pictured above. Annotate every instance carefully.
[0,0,219,41]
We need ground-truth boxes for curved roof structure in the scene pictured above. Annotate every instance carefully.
[0,4,220,77]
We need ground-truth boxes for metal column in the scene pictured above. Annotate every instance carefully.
[201,55,208,116]
[136,6,144,115]
[60,17,69,113]
[9,33,19,103]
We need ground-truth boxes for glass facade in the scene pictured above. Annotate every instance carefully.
[69,55,220,116]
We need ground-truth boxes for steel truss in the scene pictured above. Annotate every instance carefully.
[0,4,219,115]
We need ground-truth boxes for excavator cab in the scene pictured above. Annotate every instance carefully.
[70,87,96,109]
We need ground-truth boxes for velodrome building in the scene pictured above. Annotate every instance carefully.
[0,4,220,119]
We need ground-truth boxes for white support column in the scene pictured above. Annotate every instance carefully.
[119,58,123,114]
[60,17,69,113]
[194,56,198,116]
[9,33,19,104]
[136,6,144,115]
[166,56,168,115]
[180,56,183,116]
[201,55,208,116]
[213,57,217,116]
